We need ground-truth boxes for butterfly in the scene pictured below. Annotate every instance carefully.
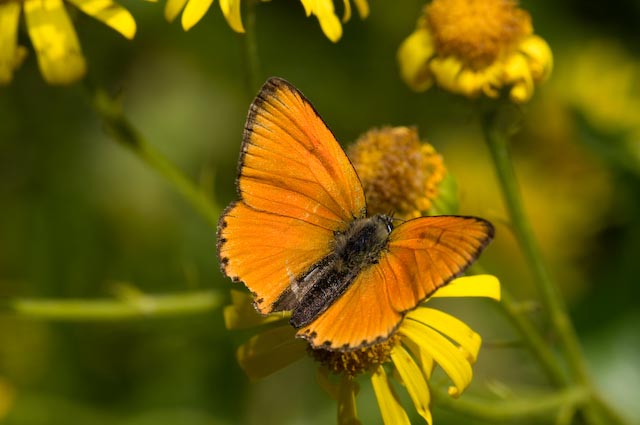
[217,77,494,352]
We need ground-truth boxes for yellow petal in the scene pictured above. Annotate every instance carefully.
[337,376,361,425]
[371,366,411,425]
[341,0,351,22]
[353,0,368,18]
[430,56,463,94]
[401,319,472,398]
[312,1,342,42]
[509,82,531,104]
[223,290,288,330]
[181,0,214,31]
[397,29,435,92]
[0,1,22,84]
[219,0,244,32]
[165,0,188,22]
[432,275,501,300]
[299,0,312,17]
[519,35,553,81]
[401,336,434,380]
[408,307,481,363]
[24,0,86,85]
[236,325,307,380]
[391,345,432,424]
[478,64,502,98]
[66,0,136,39]
[504,54,533,103]
[455,68,483,98]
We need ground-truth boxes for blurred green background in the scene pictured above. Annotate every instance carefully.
[1,0,640,424]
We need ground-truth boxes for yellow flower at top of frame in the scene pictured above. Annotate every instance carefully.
[0,0,144,85]
[165,0,369,42]
[300,0,369,42]
[165,0,245,32]
[398,0,553,103]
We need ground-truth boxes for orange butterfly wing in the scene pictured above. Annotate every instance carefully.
[218,78,365,314]
[238,77,365,229]
[297,216,494,350]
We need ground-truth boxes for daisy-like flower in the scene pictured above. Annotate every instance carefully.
[0,0,140,85]
[347,126,457,219]
[225,275,500,424]
[165,0,369,42]
[398,0,552,103]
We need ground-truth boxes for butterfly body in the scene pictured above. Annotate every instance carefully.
[217,77,494,352]
[283,214,393,328]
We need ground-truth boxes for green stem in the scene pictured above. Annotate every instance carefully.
[432,386,589,422]
[471,263,567,386]
[481,105,627,425]
[499,288,568,387]
[243,0,262,96]
[89,86,220,229]
[481,107,589,384]
[2,290,221,321]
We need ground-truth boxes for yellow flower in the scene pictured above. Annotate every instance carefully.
[165,0,246,32]
[0,0,140,85]
[300,0,369,43]
[347,126,457,219]
[225,275,501,424]
[165,0,369,42]
[398,0,552,103]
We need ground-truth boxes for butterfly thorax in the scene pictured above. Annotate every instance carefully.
[273,214,394,331]
[332,214,394,274]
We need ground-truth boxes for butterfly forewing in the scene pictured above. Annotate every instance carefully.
[218,78,366,314]
[239,77,365,230]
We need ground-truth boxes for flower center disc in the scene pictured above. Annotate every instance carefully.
[426,0,532,69]
[309,335,401,377]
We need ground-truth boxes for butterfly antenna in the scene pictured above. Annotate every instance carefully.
[388,210,406,225]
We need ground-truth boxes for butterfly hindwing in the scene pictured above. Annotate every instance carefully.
[218,202,334,313]
[297,216,494,350]
[297,261,404,350]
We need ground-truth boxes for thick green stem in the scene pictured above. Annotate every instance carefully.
[481,106,626,425]
[89,86,220,229]
[481,107,589,384]
[2,290,221,321]
[432,386,589,422]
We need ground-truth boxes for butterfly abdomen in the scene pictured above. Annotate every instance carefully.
[288,214,393,328]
